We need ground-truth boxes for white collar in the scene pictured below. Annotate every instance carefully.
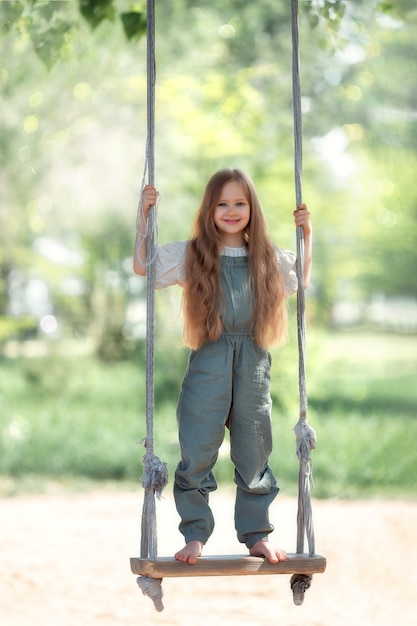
[221,245,248,257]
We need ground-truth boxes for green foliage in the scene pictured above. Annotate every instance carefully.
[27,1,75,68]
[377,0,417,21]
[120,8,146,41]
[303,0,346,30]
[78,0,148,38]
[0,0,25,33]
[0,0,147,68]
[0,1,78,68]
[0,316,37,343]
[79,0,116,30]
[1,0,417,348]
[3,0,415,71]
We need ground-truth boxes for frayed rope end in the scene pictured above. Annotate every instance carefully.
[137,575,164,612]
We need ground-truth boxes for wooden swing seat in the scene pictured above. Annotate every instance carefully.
[131,553,326,578]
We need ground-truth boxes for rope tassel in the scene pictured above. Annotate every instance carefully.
[137,575,164,612]
[138,453,168,611]
[140,453,168,560]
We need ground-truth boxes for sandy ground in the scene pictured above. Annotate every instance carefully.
[1,487,416,626]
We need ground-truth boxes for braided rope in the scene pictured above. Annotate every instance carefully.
[291,0,316,558]
[137,0,168,611]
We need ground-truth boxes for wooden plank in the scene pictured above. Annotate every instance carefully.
[130,553,326,578]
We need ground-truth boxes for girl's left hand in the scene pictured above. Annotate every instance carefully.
[293,203,312,234]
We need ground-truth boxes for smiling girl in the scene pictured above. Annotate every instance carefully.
[134,168,312,565]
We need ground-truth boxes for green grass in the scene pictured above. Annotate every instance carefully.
[0,330,416,499]
[0,356,142,480]
[299,331,417,498]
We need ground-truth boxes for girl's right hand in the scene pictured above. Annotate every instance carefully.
[142,185,158,214]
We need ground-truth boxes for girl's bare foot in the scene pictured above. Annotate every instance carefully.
[174,540,203,565]
[249,539,288,564]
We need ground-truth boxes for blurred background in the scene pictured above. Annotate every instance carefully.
[1,0,416,499]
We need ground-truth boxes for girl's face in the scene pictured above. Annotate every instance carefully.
[213,180,250,247]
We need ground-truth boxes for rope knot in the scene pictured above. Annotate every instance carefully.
[290,573,312,606]
[142,452,168,499]
[294,420,317,462]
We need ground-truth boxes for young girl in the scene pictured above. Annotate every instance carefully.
[134,168,312,565]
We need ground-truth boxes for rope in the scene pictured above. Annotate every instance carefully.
[291,0,317,559]
[137,0,168,611]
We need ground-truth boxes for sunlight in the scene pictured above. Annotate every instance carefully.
[311,127,356,179]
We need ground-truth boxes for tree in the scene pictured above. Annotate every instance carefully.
[3,1,415,70]
[1,0,416,345]
[0,0,147,68]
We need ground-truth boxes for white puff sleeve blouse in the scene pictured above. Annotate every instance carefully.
[151,240,298,298]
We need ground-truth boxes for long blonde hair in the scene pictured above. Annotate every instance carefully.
[182,168,288,349]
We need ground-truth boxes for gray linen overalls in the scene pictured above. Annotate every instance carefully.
[174,254,279,549]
